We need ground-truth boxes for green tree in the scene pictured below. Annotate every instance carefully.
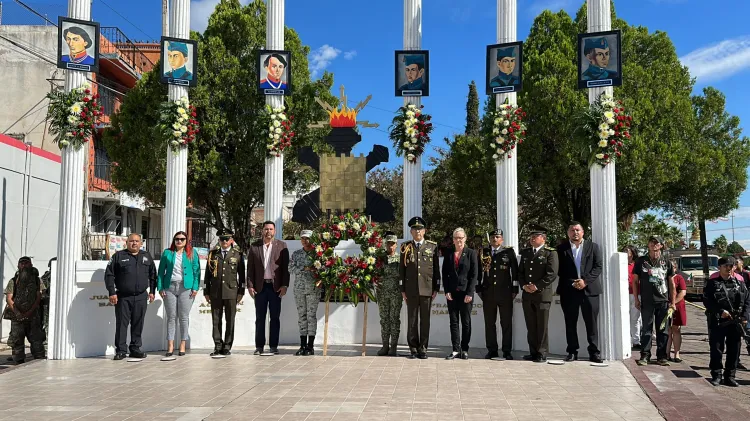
[626,213,685,251]
[727,241,745,255]
[465,81,480,136]
[103,0,336,249]
[714,235,728,254]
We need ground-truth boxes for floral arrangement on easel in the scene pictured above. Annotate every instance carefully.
[486,99,527,161]
[388,104,433,163]
[582,93,632,166]
[158,96,199,150]
[45,82,102,150]
[263,105,295,157]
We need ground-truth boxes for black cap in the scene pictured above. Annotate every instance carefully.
[648,235,664,245]
[217,228,234,238]
[408,216,426,229]
[18,256,32,265]
[528,224,547,236]
[490,228,504,236]
[719,256,737,267]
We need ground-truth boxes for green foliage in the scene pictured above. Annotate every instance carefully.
[714,235,728,253]
[388,104,433,162]
[727,241,745,255]
[465,81,480,136]
[624,213,685,251]
[102,0,336,249]
[46,83,102,150]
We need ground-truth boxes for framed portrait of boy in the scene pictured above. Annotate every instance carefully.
[395,50,429,97]
[577,30,622,89]
[57,16,100,73]
[486,41,523,95]
[159,37,198,87]
[257,50,292,96]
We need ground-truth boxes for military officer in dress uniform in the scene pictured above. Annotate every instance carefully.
[489,47,520,88]
[204,229,245,357]
[478,228,519,360]
[400,217,440,359]
[581,37,619,81]
[519,225,559,363]
[399,55,425,91]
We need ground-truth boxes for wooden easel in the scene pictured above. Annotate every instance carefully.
[361,295,368,356]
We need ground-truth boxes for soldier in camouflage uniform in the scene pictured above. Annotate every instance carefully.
[377,231,402,356]
[4,259,45,364]
[40,257,55,347]
[290,230,320,356]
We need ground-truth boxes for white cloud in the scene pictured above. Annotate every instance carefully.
[190,0,250,33]
[343,50,357,60]
[680,36,750,82]
[527,0,572,16]
[309,44,342,78]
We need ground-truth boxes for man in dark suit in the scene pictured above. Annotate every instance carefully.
[478,228,518,360]
[247,221,290,355]
[400,216,441,359]
[442,227,478,360]
[519,225,559,362]
[556,222,604,363]
[204,229,245,357]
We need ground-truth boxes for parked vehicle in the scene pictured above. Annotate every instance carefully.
[676,254,719,297]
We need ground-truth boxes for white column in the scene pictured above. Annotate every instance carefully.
[495,0,518,250]
[163,0,189,249]
[402,0,422,236]
[48,0,91,360]
[264,0,284,238]
[587,0,628,361]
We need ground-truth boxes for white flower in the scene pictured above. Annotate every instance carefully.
[496,148,502,154]
[266,144,273,149]
[322,232,331,240]
[496,137,505,144]
[70,103,82,114]
[352,222,361,231]
[173,130,182,138]
[598,123,609,131]
[607,118,615,125]
[316,245,324,253]
[273,134,280,140]
[598,140,607,148]
[269,133,274,138]
[363,231,372,239]
[407,153,415,161]
[67,115,79,124]
[406,111,415,118]
[609,129,615,136]
[271,113,277,120]
[179,96,189,105]
[596,153,605,159]
[367,247,375,254]
[504,120,510,127]
[275,127,282,134]
[492,154,498,159]
[171,140,180,146]
[501,111,508,116]
[313,260,322,269]
[404,141,411,148]
[60,140,70,147]
[366,256,376,265]
[337,222,346,230]
[81,82,91,90]
[492,128,499,135]
[494,118,500,125]
[172,123,181,130]
[603,111,615,119]
[178,107,186,115]
[273,120,281,128]
[501,129,508,135]
[280,113,287,120]
[599,131,609,139]
[180,125,188,133]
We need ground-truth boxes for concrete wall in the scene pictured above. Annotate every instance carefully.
[0,26,62,153]
[0,136,60,339]
[59,241,591,358]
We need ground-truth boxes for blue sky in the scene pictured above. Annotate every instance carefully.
[5,0,750,246]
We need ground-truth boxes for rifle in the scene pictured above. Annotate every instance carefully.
[716,283,748,338]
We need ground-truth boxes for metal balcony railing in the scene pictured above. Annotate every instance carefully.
[89,163,113,191]
[100,27,155,76]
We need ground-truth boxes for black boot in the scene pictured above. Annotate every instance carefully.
[295,336,307,356]
[307,335,315,355]
[389,337,399,356]
[377,334,390,356]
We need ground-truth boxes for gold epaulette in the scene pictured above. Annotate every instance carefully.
[504,245,514,249]
[545,246,555,251]
[425,240,437,245]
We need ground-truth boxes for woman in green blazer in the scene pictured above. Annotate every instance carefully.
[157,231,201,357]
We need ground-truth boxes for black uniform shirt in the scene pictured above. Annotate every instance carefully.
[105,249,157,296]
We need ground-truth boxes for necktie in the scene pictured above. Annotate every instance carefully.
[222,251,227,260]
[492,249,496,257]
[415,242,421,250]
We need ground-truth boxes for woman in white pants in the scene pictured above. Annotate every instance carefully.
[623,245,642,350]
[157,231,201,357]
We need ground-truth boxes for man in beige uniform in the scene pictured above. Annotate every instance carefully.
[400,217,441,359]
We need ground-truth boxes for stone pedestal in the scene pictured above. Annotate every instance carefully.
[264,0,285,238]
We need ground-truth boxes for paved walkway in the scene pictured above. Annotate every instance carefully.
[0,345,662,421]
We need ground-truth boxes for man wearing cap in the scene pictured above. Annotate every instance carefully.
[248,221,290,355]
[165,41,193,80]
[260,53,288,90]
[4,257,45,363]
[377,231,402,356]
[399,55,425,91]
[704,256,750,387]
[290,230,319,356]
[105,233,157,360]
[489,47,520,88]
[582,37,619,81]
[478,228,518,360]
[633,235,675,366]
[518,225,559,363]
[557,222,604,363]
[400,217,440,359]
[204,229,245,357]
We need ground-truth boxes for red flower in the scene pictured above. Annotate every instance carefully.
[345,288,351,293]
[603,154,610,160]
[334,231,341,239]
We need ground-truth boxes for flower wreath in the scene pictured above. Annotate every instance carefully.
[388,104,433,163]
[486,99,527,161]
[307,212,385,304]
[45,82,103,150]
[263,105,295,157]
[158,96,199,150]
[583,93,632,166]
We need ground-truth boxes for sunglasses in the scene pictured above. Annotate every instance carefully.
[174,237,187,242]
[219,237,231,241]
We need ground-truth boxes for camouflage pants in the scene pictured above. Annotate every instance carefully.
[295,290,319,336]
[41,298,49,346]
[377,291,402,341]
[8,316,45,362]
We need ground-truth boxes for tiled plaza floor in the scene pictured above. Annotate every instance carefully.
[0,345,663,421]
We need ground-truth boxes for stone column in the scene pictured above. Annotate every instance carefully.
[495,0,518,250]
[162,0,189,249]
[587,0,629,361]
[402,0,422,236]
[264,0,285,239]
[48,0,91,360]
